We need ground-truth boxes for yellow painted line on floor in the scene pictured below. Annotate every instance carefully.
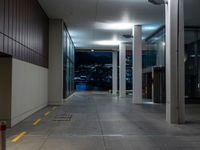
[11,131,26,143]
[44,111,51,116]
[33,118,42,126]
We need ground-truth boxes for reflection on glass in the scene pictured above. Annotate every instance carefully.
[145,26,200,100]
[75,52,112,91]
[63,25,75,98]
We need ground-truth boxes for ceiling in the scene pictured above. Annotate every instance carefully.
[38,0,200,50]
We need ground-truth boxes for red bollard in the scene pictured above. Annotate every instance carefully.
[0,122,6,150]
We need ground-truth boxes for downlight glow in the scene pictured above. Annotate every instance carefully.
[94,40,121,46]
[143,25,159,31]
[95,22,134,30]
[162,42,166,46]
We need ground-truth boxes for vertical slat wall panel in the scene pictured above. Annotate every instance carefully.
[0,0,4,51]
[12,0,16,57]
[0,0,4,33]
[0,0,49,68]
[3,0,8,54]
[8,0,13,55]
[19,0,22,59]
[16,0,20,59]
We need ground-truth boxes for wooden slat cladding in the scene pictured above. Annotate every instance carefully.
[0,0,49,67]
[0,0,4,51]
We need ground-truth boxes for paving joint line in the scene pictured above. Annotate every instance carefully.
[93,96,107,150]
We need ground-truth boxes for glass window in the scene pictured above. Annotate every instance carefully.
[145,27,200,99]
[63,25,75,98]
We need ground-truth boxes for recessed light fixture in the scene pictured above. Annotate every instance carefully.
[95,22,134,30]
[94,40,121,46]
[162,42,166,46]
[143,25,159,31]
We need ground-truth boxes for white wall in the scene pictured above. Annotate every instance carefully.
[48,19,64,105]
[11,58,48,126]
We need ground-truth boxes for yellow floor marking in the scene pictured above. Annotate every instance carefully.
[44,111,51,116]
[11,131,26,142]
[33,118,42,126]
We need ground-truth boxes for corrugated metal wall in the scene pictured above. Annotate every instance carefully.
[0,0,49,67]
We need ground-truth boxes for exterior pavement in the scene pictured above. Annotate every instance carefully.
[6,92,200,150]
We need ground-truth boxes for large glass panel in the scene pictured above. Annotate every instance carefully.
[185,28,200,98]
[75,52,112,91]
[63,25,75,98]
[126,51,132,90]
[126,50,157,91]
[145,27,200,102]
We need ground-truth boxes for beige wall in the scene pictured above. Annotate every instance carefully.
[48,19,64,105]
[11,59,48,126]
[0,58,48,127]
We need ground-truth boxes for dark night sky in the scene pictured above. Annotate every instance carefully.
[75,52,112,67]
[91,52,112,57]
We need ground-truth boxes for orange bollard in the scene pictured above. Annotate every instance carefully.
[0,122,6,150]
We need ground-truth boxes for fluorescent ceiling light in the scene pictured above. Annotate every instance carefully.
[143,25,159,31]
[95,22,134,30]
[94,40,121,46]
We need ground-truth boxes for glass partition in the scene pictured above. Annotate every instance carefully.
[145,27,200,100]
[75,52,112,91]
[126,50,157,90]
[63,25,75,98]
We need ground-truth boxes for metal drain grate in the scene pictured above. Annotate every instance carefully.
[53,113,72,121]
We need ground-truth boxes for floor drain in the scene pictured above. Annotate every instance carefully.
[53,113,72,121]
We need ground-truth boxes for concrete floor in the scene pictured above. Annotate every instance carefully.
[6,92,200,150]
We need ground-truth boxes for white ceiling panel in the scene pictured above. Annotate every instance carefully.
[38,0,200,50]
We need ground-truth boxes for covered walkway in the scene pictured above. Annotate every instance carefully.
[7,92,200,150]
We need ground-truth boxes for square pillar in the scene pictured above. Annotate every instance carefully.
[119,43,126,97]
[165,0,185,124]
[112,51,118,95]
[49,19,64,105]
[132,25,142,104]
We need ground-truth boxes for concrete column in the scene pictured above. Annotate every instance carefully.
[165,0,185,124]
[112,51,118,95]
[132,25,142,104]
[49,19,64,105]
[119,43,126,97]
